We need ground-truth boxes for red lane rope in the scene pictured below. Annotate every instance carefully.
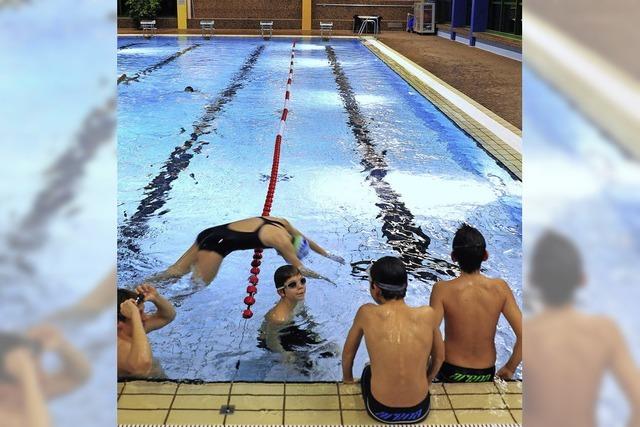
[242,41,297,319]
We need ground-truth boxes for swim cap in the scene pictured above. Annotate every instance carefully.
[292,235,310,260]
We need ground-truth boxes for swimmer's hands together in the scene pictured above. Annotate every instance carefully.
[27,325,66,351]
[120,299,142,320]
[136,283,160,303]
[326,253,346,265]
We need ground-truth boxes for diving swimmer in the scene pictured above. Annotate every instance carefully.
[148,216,345,285]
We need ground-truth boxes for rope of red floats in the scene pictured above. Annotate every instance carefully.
[242,41,297,319]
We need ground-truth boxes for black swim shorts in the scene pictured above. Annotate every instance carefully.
[436,361,495,383]
[360,365,431,424]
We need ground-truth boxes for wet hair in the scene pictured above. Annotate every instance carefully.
[274,265,300,290]
[184,86,194,92]
[369,256,407,300]
[118,288,138,322]
[452,224,486,273]
[530,230,583,306]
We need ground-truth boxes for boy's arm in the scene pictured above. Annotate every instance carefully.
[429,282,445,324]
[5,348,51,427]
[606,318,640,427]
[118,302,153,376]
[137,284,176,332]
[342,306,366,383]
[427,324,445,382]
[27,327,91,399]
[496,283,522,379]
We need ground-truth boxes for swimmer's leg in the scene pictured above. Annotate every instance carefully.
[192,250,224,285]
[145,244,199,283]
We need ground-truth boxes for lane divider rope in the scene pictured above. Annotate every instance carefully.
[242,41,296,319]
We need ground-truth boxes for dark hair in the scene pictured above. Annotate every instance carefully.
[370,256,407,300]
[452,224,486,273]
[118,288,138,322]
[274,265,300,290]
[530,230,583,306]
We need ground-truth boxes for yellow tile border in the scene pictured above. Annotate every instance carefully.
[363,39,522,181]
[117,380,522,426]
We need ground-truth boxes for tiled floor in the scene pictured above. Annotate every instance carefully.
[364,40,522,181]
[118,380,522,425]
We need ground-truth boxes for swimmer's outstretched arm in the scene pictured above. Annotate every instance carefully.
[275,237,336,285]
[281,219,346,265]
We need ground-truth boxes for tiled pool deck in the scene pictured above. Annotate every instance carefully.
[118,380,522,425]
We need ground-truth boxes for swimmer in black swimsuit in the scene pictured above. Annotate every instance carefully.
[148,216,345,285]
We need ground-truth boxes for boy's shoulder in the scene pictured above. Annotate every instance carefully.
[414,304,438,320]
[356,302,377,314]
[485,276,512,292]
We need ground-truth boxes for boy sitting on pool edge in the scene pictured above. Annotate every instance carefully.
[430,224,522,382]
[342,256,444,424]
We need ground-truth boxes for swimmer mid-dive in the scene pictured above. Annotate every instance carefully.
[147,216,345,286]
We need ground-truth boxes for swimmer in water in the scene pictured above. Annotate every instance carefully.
[148,216,345,286]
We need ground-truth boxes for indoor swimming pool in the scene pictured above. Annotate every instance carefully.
[117,36,522,381]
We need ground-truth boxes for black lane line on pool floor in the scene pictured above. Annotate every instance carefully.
[118,44,200,85]
[119,45,266,254]
[1,98,115,290]
[118,42,145,50]
[325,46,456,282]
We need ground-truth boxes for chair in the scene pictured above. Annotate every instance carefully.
[320,21,333,40]
[200,20,215,39]
[260,21,273,40]
[140,20,157,38]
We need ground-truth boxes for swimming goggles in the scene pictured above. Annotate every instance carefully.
[366,263,407,291]
[282,277,307,290]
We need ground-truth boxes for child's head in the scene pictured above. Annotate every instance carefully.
[452,224,487,273]
[274,265,306,301]
[530,230,583,306]
[369,256,407,302]
[117,288,144,322]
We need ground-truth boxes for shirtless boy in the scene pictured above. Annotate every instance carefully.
[430,224,522,382]
[117,284,176,378]
[343,256,444,423]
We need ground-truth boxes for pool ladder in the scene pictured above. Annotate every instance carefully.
[357,18,379,35]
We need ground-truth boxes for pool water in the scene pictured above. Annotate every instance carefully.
[117,36,522,381]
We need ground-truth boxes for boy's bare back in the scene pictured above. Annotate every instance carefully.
[358,302,438,406]
[431,274,518,369]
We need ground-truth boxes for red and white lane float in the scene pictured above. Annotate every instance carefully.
[242,41,297,319]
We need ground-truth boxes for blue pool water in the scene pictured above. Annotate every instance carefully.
[117,36,522,381]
